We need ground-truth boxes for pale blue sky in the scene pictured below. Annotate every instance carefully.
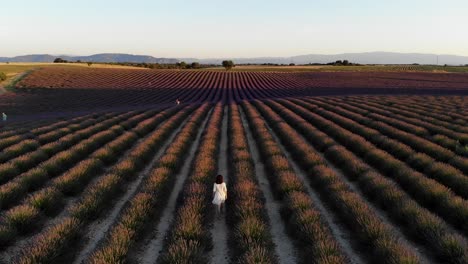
[1,0,467,58]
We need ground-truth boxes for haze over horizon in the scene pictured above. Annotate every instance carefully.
[3,51,468,60]
[2,0,467,58]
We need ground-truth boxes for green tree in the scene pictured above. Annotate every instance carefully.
[176,61,187,69]
[54,58,67,63]
[222,60,235,71]
[191,62,200,69]
[87,62,93,66]
[0,72,6,81]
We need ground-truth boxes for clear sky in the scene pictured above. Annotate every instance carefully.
[1,0,467,58]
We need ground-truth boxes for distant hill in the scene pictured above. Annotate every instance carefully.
[1,54,58,63]
[0,53,178,64]
[183,52,468,66]
[290,52,468,65]
[2,52,468,65]
[71,54,178,64]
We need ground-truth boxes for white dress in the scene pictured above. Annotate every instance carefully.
[212,183,227,205]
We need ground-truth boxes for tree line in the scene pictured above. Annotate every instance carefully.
[53,58,237,70]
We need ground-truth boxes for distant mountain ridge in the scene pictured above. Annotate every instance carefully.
[0,53,178,64]
[185,52,468,65]
[1,52,468,65]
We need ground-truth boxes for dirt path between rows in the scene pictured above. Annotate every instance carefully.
[240,108,297,264]
[134,108,213,264]
[0,84,6,95]
[73,112,193,264]
[256,110,366,264]
[0,70,31,95]
[209,106,230,264]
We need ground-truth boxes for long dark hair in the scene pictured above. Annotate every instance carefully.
[215,174,223,184]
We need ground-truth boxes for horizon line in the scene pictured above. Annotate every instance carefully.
[3,51,468,59]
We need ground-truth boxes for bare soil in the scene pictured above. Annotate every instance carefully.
[0,84,6,95]
[209,106,230,264]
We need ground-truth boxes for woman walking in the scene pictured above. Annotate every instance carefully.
[212,174,227,218]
